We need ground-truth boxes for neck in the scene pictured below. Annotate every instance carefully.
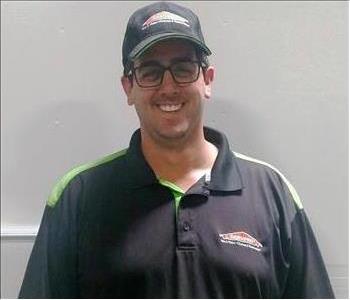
[140,127,218,190]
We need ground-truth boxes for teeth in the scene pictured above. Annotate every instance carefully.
[158,103,182,112]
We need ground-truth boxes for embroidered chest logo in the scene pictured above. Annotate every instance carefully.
[219,231,263,252]
[142,11,190,30]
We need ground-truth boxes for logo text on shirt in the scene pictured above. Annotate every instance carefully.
[219,231,263,252]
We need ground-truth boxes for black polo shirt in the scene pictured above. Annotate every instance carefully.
[19,127,334,298]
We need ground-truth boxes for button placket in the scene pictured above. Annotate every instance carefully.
[183,221,191,232]
[176,184,209,249]
[176,196,196,249]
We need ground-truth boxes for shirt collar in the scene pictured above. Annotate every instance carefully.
[203,127,243,192]
[124,129,158,188]
[124,127,243,192]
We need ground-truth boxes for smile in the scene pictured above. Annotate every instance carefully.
[157,103,184,112]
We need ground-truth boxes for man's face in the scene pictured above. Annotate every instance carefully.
[122,39,214,146]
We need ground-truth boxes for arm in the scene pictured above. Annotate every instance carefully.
[282,209,335,298]
[19,179,80,298]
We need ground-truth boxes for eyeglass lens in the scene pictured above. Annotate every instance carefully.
[134,61,201,87]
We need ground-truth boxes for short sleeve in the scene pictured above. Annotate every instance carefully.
[18,178,80,298]
[282,209,335,298]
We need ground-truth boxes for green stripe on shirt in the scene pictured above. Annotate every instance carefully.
[158,178,185,214]
[234,151,303,209]
[47,149,128,207]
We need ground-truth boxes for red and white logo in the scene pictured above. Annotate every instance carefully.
[142,11,190,30]
[219,231,263,252]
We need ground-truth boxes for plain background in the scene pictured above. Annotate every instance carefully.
[1,1,348,298]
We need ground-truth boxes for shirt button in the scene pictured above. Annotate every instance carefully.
[183,222,191,231]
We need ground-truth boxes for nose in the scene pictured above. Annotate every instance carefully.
[159,69,178,94]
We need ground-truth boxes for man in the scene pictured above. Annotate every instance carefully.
[19,1,334,298]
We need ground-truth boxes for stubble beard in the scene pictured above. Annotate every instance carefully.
[137,94,205,149]
[143,110,204,150]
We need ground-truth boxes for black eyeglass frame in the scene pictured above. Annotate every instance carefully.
[129,60,208,88]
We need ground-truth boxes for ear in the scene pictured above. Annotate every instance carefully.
[203,66,214,99]
[121,76,134,105]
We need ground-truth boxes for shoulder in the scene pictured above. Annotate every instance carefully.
[233,151,303,210]
[47,149,128,207]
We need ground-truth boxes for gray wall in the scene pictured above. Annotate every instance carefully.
[1,1,348,298]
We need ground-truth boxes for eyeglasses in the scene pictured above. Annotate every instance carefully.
[131,60,205,88]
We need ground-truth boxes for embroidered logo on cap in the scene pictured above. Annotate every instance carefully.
[142,11,190,30]
[219,231,263,252]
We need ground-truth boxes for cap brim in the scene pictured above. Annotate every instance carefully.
[128,32,212,61]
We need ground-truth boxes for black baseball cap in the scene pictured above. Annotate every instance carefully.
[122,1,212,75]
